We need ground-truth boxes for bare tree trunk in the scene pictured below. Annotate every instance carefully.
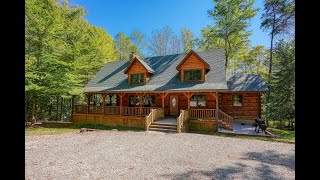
[48,99,52,120]
[56,96,59,120]
[224,38,228,69]
[288,118,291,130]
[31,98,36,125]
[291,118,294,130]
[265,14,276,127]
[71,95,74,122]
[60,97,63,121]
[25,98,28,126]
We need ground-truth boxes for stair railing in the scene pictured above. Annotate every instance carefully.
[218,110,234,125]
[145,108,164,131]
[177,109,190,133]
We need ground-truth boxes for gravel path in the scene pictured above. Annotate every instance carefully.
[26,131,295,180]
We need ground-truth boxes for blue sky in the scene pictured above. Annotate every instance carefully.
[70,0,269,48]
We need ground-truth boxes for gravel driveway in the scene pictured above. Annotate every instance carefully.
[25,131,295,179]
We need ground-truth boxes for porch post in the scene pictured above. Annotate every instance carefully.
[86,93,91,114]
[139,94,143,116]
[120,95,123,115]
[215,92,219,132]
[119,93,126,115]
[182,92,193,110]
[187,93,190,109]
[102,93,106,115]
[258,93,261,118]
[162,94,165,109]
[160,93,169,116]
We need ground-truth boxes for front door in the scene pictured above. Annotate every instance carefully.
[170,95,179,116]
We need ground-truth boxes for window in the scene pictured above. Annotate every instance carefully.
[129,95,156,107]
[105,94,117,106]
[130,74,144,83]
[184,70,202,81]
[233,95,243,107]
[190,95,206,107]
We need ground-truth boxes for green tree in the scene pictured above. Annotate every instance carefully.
[236,46,269,76]
[181,27,195,53]
[25,0,117,123]
[203,0,259,69]
[130,29,146,58]
[261,0,295,125]
[115,32,140,60]
[268,40,295,129]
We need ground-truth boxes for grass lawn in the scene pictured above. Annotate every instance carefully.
[188,128,295,143]
[25,124,145,136]
[25,127,79,136]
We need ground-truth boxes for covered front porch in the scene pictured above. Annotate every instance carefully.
[72,91,234,132]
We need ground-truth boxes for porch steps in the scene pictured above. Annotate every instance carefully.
[148,122,177,133]
[218,120,233,131]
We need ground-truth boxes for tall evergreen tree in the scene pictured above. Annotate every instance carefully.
[261,0,295,125]
[268,40,295,129]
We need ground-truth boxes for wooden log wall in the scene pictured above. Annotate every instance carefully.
[219,92,261,120]
[72,114,145,128]
[188,120,217,132]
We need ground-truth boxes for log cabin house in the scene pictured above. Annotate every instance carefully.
[73,49,268,132]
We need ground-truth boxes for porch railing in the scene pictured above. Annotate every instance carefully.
[105,106,120,115]
[145,108,164,131]
[73,105,155,117]
[189,109,216,119]
[177,109,189,133]
[219,110,233,124]
[89,105,103,114]
[189,108,233,124]
[122,107,151,116]
[74,105,87,114]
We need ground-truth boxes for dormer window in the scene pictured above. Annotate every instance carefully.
[131,74,144,84]
[176,50,210,82]
[124,56,154,85]
[184,70,202,81]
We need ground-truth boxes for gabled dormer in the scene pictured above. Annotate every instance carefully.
[176,50,210,82]
[124,55,154,85]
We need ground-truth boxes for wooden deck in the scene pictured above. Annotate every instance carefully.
[73,105,234,132]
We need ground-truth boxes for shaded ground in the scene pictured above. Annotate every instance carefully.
[25,131,295,179]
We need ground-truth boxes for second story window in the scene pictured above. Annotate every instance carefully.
[130,74,144,84]
[184,70,202,81]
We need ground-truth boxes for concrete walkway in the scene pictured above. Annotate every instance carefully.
[155,118,269,136]
[219,123,270,136]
